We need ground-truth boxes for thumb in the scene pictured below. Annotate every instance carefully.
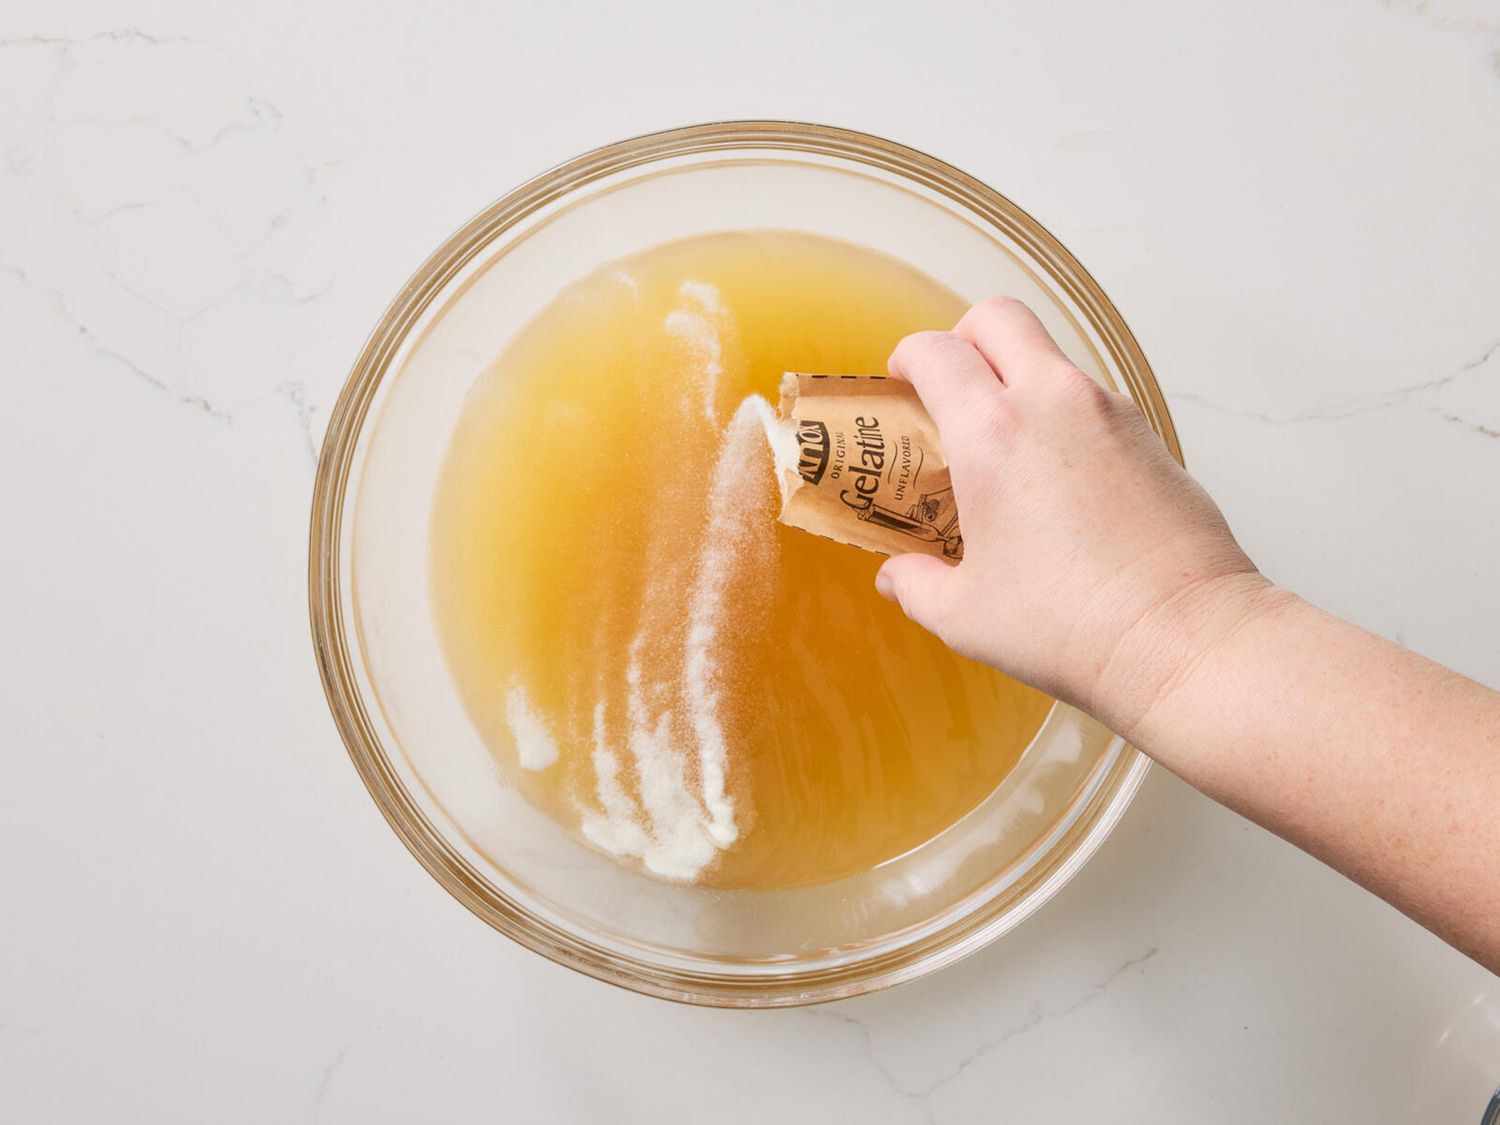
[875,553,961,635]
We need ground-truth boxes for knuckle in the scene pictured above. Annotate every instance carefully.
[1105,389,1143,418]
[1089,383,1144,424]
[1055,368,1112,410]
[894,330,958,366]
[976,294,1025,318]
[914,329,964,353]
[958,295,1024,334]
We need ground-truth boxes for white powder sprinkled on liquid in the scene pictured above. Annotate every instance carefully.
[567,392,788,880]
[504,684,559,771]
[579,701,653,858]
[664,281,727,423]
[679,279,722,310]
[757,396,801,502]
[623,645,719,880]
[610,269,640,298]
[528,294,788,883]
[680,395,782,848]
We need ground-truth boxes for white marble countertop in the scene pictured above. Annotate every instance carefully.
[3,1,1498,1121]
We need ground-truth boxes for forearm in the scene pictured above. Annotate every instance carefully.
[877,300,1499,968]
[1108,585,1500,971]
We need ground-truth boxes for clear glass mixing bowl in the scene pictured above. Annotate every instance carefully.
[309,121,1180,1007]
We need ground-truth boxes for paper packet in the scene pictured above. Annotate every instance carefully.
[773,373,963,562]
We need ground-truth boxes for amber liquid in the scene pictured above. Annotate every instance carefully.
[430,230,1051,889]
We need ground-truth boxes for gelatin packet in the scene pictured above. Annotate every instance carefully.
[773,373,963,562]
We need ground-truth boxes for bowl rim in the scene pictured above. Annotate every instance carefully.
[308,119,1176,1008]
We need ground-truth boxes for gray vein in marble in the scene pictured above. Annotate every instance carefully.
[267,271,338,305]
[77,91,284,165]
[277,380,320,466]
[70,200,153,226]
[1431,409,1500,439]
[5,141,39,174]
[0,260,233,422]
[0,28,196,51]
[1378,0,1499,37]
[807,947,1158,1117]
[0,1020,48,1035]
[1378,0,1500,83]
[1174,338,1499,434]
[311,1045,349,1122]
[0,30,339,436]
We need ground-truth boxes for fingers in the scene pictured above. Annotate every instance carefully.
[887,330,1003,434]
[954,296,1074,390]
[875,553,961,636]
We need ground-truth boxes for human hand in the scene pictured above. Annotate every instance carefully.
[876,297,1279,735]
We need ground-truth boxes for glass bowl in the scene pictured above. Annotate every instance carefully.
[309,121,1180,1008]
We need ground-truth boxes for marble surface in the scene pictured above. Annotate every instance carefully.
[2,0,1498,1120]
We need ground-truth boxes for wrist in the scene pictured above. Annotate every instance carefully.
[1087,570,1297,744]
